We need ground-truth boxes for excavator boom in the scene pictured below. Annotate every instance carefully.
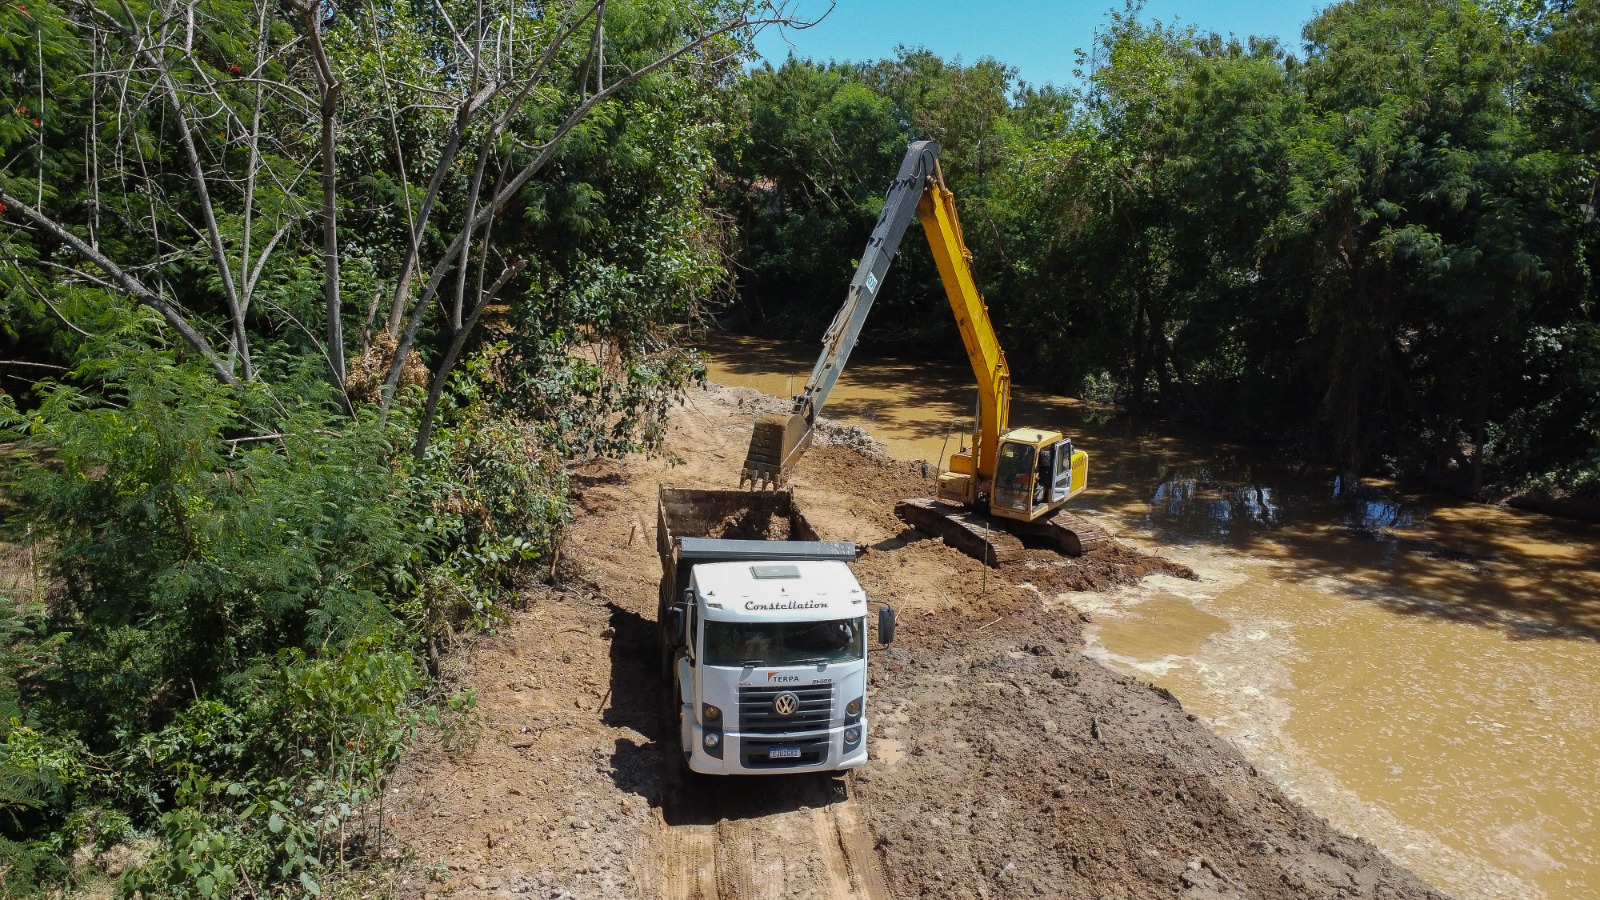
[916,164,1012,492]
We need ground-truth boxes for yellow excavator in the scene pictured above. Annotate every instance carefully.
[739,140,1105,563]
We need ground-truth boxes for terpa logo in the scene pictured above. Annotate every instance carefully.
[766,673,800,683]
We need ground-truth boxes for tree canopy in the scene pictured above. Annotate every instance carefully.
[726,0,1599,498]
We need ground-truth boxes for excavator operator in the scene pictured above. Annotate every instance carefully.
[1034,446,1055,505]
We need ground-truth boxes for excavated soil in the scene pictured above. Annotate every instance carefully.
[709,508,793,541]
[375,382,1450,900]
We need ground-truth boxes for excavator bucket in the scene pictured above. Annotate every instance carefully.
[740,413,812,489]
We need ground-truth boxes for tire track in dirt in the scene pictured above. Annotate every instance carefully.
[658,770,889,900]
[830,792,892,898]
[659,817,718,900]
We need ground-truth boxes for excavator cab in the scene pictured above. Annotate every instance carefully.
[989,430,1088,523]
[991,440,1038,515]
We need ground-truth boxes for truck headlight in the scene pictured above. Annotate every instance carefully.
[845,697,862,718]
[844,727,861,744]
[703,704,721,722]
[704,732,720,748]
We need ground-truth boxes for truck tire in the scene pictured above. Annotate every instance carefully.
[659,667,693,785]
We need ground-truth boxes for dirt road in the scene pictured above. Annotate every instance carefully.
[377,383,1449,899]
[649,772,890,900]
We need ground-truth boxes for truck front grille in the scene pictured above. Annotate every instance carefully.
[738,683,834,736]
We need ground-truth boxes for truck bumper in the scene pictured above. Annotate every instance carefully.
[686,719,869,775]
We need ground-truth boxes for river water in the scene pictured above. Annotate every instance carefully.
[704,333,1600,900]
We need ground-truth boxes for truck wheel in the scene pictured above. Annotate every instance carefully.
[659,677,694,786]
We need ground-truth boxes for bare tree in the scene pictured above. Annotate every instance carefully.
[2,0,319,385]
[364,0,813,423]
[2,0,818,453]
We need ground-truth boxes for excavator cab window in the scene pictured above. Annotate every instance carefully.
[993,441,1036,512]
[1052,439,1074,502]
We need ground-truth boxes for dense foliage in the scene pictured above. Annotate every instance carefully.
[0,0,765,893]
[728,0,1599,499]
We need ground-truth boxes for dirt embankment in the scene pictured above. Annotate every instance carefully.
[374,383,1449,900]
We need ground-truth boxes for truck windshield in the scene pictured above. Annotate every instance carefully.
[703,617,866,667]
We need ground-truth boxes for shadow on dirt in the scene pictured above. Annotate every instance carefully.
[602,602,660,736]
[604,602,669,806]
[570,464,627,490]
[661,771,846,827]
[869,527,934,553]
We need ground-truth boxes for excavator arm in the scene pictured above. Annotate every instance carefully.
[739,140,944,488]
[736,142,1101,561]
[740,140,1015,492]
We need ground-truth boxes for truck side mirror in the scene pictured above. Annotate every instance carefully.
[878,606,896,645]
[666,606,685,647]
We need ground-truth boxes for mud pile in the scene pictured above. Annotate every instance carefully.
[854,599,1448,899]
[815,421,887,458]
[709,508,792,540]
[1005,546,1196,595]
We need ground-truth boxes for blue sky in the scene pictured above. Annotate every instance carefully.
[753,1,1333,89]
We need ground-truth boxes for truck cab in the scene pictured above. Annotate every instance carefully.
[668,559,874,774]
[656,486,893,776]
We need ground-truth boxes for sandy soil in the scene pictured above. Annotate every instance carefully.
[375,383,1450,900]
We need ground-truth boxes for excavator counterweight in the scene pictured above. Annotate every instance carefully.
[738,141,1105,563]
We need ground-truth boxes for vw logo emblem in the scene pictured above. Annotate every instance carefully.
[773,691,799,717]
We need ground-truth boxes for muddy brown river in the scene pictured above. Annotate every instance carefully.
[705,333,1600,900]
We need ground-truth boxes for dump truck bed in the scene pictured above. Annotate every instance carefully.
[657,487,857,610]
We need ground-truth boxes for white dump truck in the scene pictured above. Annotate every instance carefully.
[657,486,895,775]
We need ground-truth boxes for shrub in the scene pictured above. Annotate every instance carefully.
[0,346,440,893]
[415,410,571,631]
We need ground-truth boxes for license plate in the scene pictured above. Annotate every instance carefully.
[768,746,801,760]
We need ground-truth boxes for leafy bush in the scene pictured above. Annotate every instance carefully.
[0,346,465,893]
[415,403,571,631]
[4,351,415,743]
[124,639,421,898]
[0,329,585,893]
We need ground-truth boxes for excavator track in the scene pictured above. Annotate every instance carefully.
[895,499,1109,565]
[895,498,1025,565]
[1039,510,1109,556]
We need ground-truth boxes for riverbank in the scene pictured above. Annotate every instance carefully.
[370,382,1447,899]
[705,333,1600,899]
